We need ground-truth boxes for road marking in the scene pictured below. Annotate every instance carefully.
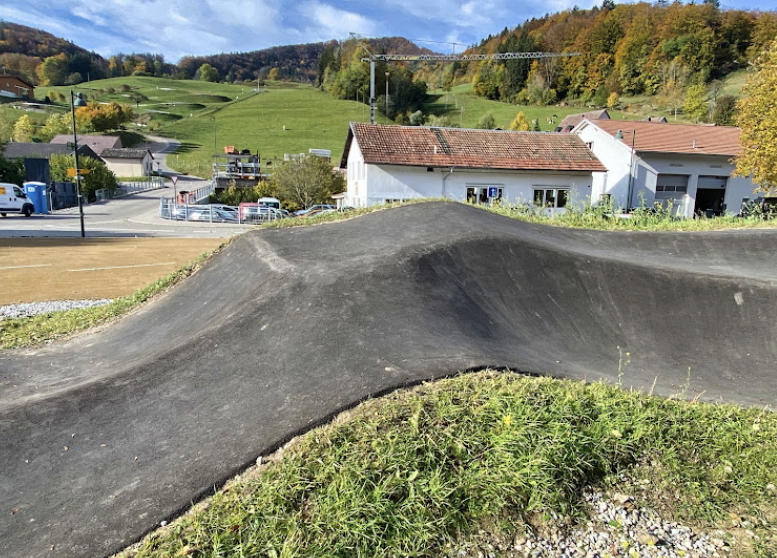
[0,263,53,270]
[68,262,176,272]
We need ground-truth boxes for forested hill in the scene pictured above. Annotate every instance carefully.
[0,20,434,89]
[446,2,777,106]
[176,37,434,84]
[0,21,106,85]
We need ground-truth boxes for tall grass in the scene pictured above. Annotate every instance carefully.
[483,200,777,231]
[119,372,777,558]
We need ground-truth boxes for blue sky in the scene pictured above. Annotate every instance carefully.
[1,0,775,63]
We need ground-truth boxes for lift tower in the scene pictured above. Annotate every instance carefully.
[350,35,580,124]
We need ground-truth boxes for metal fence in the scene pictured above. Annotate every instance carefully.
[158,199,282,225]
[116,176,166,197]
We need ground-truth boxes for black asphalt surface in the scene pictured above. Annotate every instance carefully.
[2,202,776,557]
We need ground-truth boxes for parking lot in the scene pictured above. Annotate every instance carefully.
[0,237,224,305]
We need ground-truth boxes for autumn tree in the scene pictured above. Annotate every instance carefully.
[36,54,68,86]
[683,84,708,123]
[39,113,71,141]
[267,67,280,81]
[49,154,118,202]
[12,114,34,142]
[735,39,777,193]
[198,63,220,82]
[509,111,530,131]
[269,155,345,210]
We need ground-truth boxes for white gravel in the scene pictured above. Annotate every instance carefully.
[451,490,734,558]
[0,299,113,320]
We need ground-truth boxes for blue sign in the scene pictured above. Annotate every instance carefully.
[487,187,499,198]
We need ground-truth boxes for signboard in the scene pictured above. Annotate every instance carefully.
[67,168,90,177]
[171,176,178,186]
[487,186,499,198]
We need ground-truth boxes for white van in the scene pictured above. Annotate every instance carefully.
[0,183,34,217]
[257,197,281,210]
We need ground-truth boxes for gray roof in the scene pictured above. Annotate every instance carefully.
[3,142,101,161]
[100,148,153,160]
[558,109,610,132]
[50,134,122,154]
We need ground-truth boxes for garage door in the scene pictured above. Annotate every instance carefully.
[697,176,727,190]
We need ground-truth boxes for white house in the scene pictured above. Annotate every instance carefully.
[99,148,155,178]
[573,119,757,217]
[340,123,606,208]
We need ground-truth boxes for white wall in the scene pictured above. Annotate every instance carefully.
[577,122,760,217]
[643,154,757,218]
[103,155,152,178]
[345,139,595,207]
[576,124,632,207]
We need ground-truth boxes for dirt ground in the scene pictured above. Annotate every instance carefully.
[0,238,225,305]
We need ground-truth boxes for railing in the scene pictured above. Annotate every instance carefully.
[116,176,166,197]
[158,199,281,225]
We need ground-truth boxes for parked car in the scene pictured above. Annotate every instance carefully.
[294,204,336,216]
[188,209,239,222]
[239,204,286,223]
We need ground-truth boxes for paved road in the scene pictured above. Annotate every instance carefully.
[2,203,776,557]
[0,135,253,239]
[0,180,252,239]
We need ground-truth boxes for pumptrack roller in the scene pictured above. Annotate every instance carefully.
[1,202,776,557]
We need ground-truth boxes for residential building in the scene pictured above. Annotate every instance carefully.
[3,142,101,161]
[0,73,33,99]
[340,123,605,208]
[573,119,756,217]
[50,135,122,156]
[556,109,610,133]
[100,148,154,177]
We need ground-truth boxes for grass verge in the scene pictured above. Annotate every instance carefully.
[117,371,777,558]
[0,248,220,350]
[260,199,777,232]
[482,202,777,231]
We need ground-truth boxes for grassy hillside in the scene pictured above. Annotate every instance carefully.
[1,70,752,175]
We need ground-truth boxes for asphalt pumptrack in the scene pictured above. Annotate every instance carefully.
[1,202,776,557]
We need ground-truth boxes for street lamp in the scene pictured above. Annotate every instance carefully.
[70,90,87,237]
[385,72,389,116]
[615,129,636,211]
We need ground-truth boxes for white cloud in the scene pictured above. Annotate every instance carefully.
[299,1,379,40]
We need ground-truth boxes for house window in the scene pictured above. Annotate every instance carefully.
[533,187,569,208]
[466,186,503,204]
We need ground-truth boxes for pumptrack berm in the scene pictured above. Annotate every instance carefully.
[1,202,776,557]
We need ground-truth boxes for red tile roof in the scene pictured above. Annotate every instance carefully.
[344,123,606,172]
[584,119,742,157]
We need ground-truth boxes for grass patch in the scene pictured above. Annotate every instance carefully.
[482,202,777,231]
[0,248,221,350]
[257,199,777,232]
[117,371,777,558]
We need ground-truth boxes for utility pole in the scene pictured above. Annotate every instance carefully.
[70,90,86,237]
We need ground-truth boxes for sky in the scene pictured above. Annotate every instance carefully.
[1,0,775,63]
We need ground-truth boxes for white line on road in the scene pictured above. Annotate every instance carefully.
[0,264,54,270]
[69,262,176,272]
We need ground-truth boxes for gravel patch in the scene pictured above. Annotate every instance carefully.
[450,490,734,558]
[0,299,113,320]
